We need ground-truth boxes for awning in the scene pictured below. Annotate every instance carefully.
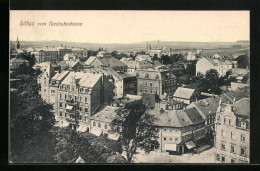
[91,129,103,136]
[66,105,73,110]
[165,144,177,151]
[185,141,196,149]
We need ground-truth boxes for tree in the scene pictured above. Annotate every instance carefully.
[53,128,123,163]
[152,54,158,61]
[111,103,159,163]
[185,63,196,76]
[235,54,249,69]
[107,154,127,163]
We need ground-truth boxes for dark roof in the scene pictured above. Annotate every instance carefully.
[183,107,204,125]
[233,98,250,117]
[189,96,221,118]
[220,88,249,104]
[85,56,127,68]
[117,72,135,79]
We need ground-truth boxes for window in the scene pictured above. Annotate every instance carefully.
[60,103,62,108]
[240,121,246,129]
[85,108,88,113]
[150,82,153,86]
[93,122,96,126]
[221,156,225,162]
[231,132,236,140]
[175,138,178,141]
[224,118,227,124]
[145,74,149,78]
[164,128,167,132]
[231,144,235,153]
[85,117,88,123]
[51,90,55,93]
[221,143,226,151]
[169,138,172,141]
[65,94,67,99]
[144,88,148,93]
[59,112,62,116]
[105,125,108,129]
[240,147,246,156]
[98,122,101,128]
[65,113,67,118]
[216,154,220,161]
[85,97,88,103]
[241,134,245,142]
[60,94,62,99]
[164,137,166,141]
[229,119,231,125]
[80,96,82,102]
[156,75,159,79]
[150,89,153,93]
[231,159,235,163]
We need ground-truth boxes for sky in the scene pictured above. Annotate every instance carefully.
[10,10,250,44]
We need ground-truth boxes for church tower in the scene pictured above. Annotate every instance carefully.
[16,37,20,50]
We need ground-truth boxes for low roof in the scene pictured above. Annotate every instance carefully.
[173,87,195,99]
[91,106,119,123]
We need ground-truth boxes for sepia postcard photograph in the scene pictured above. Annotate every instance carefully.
[9,10,250,164]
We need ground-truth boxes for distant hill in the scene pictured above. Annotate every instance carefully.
[10,40,250,52]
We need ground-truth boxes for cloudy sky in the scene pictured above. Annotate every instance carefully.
[10,10,249,44]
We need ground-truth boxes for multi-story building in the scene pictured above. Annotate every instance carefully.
[71,47,88,61]
[187,96,221,140]
[83,67,137,99]
[121,59,154,74]
[215,98,250,163]
[148,107,205,154]
[40,71,114,131]
[135,55,152,62]
[196,57,229,77]
[134,68,177,98]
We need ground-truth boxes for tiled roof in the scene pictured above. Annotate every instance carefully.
[173,87,195,99]
[188,96,221,118]
[220,88,249,104]
[51,71,70,81]
[85,56,127,68]
[183,107,204,125]
[233,98,250,117]
[91,106,119,122]
[148,109,193,127]
[60,71,102,88]
[83,67,122,80]
[231,68,249,76]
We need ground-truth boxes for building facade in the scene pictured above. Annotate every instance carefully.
[134,68,177,98]
[214,98,250,163]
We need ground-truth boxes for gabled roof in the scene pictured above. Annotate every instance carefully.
[60,71,102,88]
[220,88,249,104]
[173,87,195,99]
[51,71,70,81]
[188,96,221,118]
[85,56,127,68]
[117,72,135,79]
